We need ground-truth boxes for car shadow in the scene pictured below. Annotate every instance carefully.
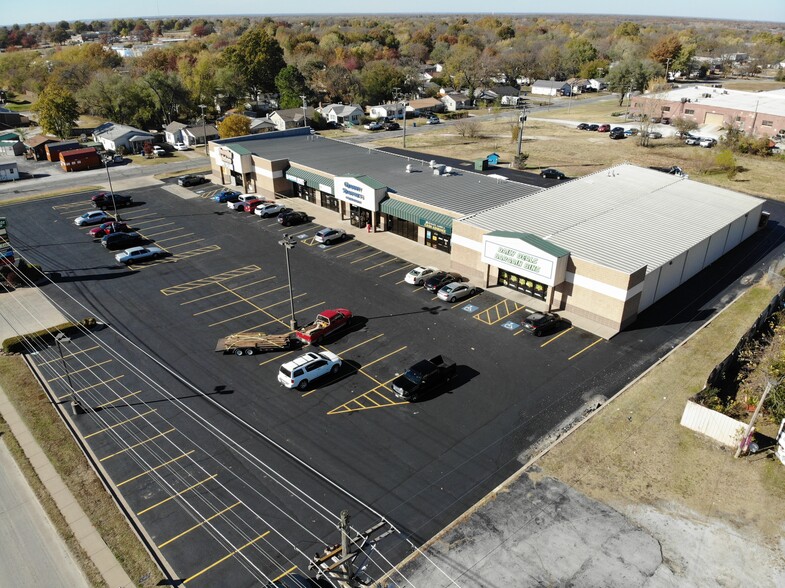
[408,364,480,403]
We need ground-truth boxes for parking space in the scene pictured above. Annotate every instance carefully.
[5,183,680,584]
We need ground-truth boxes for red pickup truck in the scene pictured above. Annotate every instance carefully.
[295,308,352,345]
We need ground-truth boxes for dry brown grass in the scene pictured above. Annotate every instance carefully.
[373,112,785,201]
[0,355,161,587]
[533,282,785,540]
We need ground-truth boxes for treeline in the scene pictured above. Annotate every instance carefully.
[2,15,783,138]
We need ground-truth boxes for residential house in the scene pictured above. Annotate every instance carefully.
[318,104,364,126]
[474,85,519,106]
[441,92,472,111]
[0,161,19,182]
[0,132,24,156]
[249,117,278,134]
[368,103,405,120]
[268,107,316,131]
[183,124,219,148]
[566,78,591,94]
[0,107,26,129]
[531,80,571,97]
[93,122,155,154]
[164,121,188,145]
[406,97,445,115]
[589,78,607,91]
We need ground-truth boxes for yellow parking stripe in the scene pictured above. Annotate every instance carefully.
[164,238,206,249]
[181,277,275,305]
[327,378,407,415]
[474,299,524,325]
[170,244,221,260]
[305,347,404,398]
[538,326,573,345]
[136,474,218,516]
[380,264,412,278]
[84,409,155,438]
[258,349,297,366]
[361,345,407,369]
[568,337,603,360]
[336,245,367,258]
[117,451,195,487]
[96,389,142,408]
[53,201,88,211]
[364,257,399,271]
[244,300,326,331]
[333,333,384,355]
[194,285,288,315]
[158,501,243,548]
[57,376,124,401]
[271,568,299,583]
[99,428,176,462]
[141,223,179,234]
[46,360,112,382]
[322,238,353,251]
[350,250,383,264]
[207,293,307,327]
[183,532,270,584]
[162,266,262,296]
[37,345,100,365]
[154,233,195,243]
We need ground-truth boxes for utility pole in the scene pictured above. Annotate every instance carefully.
[665,57,673,81]
[55,333,82,415]
[198,104,208,157]
[300,95,308,128]
[309,514,393,586]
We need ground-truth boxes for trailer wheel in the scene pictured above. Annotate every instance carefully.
[234,349,244,356]
[244,348,255,356]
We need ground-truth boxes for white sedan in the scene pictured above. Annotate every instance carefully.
[437,282,478,303]
[173,142,189,151]
[405,266,438,286]
[74,211,113,226]
[254,203,285,218]
[114,246,163,264]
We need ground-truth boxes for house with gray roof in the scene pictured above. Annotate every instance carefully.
[441,92,472,111]
[269,107,316,131]
[92,122,154,154]
[531,80,571,97]
[318,104,363,127]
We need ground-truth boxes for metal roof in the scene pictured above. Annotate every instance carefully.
[462,164,764,275]
[219,130,541,215]
[647,85,785,118]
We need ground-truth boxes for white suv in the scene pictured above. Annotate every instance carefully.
[227,194,259,211]
[278,351,342,390]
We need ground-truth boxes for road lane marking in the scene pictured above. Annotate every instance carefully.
[95,389,142,408]
[141,224,180,235]
[99,428,176,462]
[333,333,384,355]
[180,277,275,305]
[568,337,603,360]
[136,474,218,516]
[207,293,307,327]
[182,532,270,584]
[271,568,299,583]
[46,360,112,382]
[380,264,411,278]
[154,233,196,243]
[117,451,195,487]
[350,250,383,264]
[327,378,406,414]
[84,409,156,439]
[157,501,243,548]
[336,245,367,258]
[474,299,524,325]
[244,300,326,331]
[164,238,206,249]
[364,257,399,271]
[259,349,297,366]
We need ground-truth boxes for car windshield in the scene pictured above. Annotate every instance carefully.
[403,369,423,384]
[528,313,548,326]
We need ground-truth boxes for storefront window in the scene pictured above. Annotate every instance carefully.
[425,229,451,253]
[388,216,418,241]
[349,205,371,228]
[293,183,316,203]
[498,269,547,301]
[321,193,339,212]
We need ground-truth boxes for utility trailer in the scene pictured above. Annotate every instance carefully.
[215,332,297,356]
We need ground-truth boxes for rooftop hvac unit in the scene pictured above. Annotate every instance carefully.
[429,159,436,168]
[433,164,445,175]
[405,164,413,173]
[445,166,453,174]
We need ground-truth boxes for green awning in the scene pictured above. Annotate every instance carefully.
[380,199,454,235]
[285,167,334,193]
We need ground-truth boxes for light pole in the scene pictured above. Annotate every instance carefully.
[400,99,408,148]
[55,332,82,415]
[279,234,297,330]
[300,95,308,128]
[198,104,208,157]
[101,155,120,222]
[516,108,528,157]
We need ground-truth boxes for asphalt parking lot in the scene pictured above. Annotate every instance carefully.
[5,181,785,586]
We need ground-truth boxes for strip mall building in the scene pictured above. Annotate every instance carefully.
[209,128,766,337]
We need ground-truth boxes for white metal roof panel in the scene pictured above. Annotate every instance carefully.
[462,164,764,274]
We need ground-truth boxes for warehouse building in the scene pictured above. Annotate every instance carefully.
[209,128,766,337]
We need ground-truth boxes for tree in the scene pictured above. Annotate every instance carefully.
[217,114,251,139]
[649,35,682,71]
[444,44,484,106]
[564,38,598,74]
[223,26,285,99]
[606,58,658,106]
[715,149,738,179]
[671,116,699,135]
[34,84,79,138]
[275,65,309,109]
[358,61,405,106]
[143,71,189,127]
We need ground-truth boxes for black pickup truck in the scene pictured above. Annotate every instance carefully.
[391,355,456,401]
[92,192,133,209]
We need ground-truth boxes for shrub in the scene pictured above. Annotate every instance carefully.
[2,322,86,353]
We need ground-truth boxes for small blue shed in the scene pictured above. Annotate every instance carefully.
[487,153,500,165]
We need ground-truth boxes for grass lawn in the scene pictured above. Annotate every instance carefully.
[373,108,785,201]
[0,356,160,587]
[533,279,785,541]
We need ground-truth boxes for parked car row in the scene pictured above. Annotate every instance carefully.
[404,266,479,302]
[684,135,717,148]
[364,120,404,131]
[211,187,312,227]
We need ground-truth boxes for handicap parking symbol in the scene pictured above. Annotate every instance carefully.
[462,304,479,313]
[296,233,309,239]
[502,321,520,331]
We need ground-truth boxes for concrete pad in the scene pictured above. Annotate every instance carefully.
[0,287,69,342]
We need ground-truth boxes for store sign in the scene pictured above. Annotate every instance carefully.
[319,183,333,195]
[481,234,568,287]
[334,176,385,211]
[484,241,552,280]
[219,147,234,166]
[286,173,305,185]
[421,218,448,233]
